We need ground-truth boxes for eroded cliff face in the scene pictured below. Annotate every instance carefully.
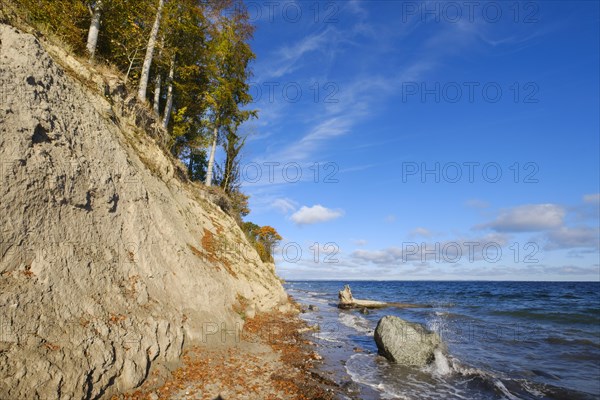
[0,24,288,399]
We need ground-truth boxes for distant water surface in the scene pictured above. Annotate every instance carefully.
[287,281,600,399]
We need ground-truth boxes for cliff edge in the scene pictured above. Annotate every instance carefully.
[0,24,288,399]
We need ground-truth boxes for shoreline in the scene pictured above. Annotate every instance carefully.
[117,300,341,400]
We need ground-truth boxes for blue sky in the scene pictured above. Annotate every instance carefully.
[230,0,599,280]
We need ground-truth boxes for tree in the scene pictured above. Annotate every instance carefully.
[241,223,281,262]
[256,226,282,262]
[161,54,176,127]
[152,36,165,114]
[204,7,256,186]
[18,0,88,53]
[241,222,260,242]
[219,122,246,194]
[97,0,153,82]
[137,0,164,101]
[86,0,103,60]
[186,148,207,182]
[160,0,210,138]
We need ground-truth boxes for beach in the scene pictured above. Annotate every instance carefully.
[117,303,341,400]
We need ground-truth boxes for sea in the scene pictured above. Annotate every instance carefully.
[286,281,600,400]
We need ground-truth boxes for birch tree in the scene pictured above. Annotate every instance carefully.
[137,0,165,102]
[204,11,256,187]
[162,55,176,127]
[153,37,165,114]
[86,1,103,60]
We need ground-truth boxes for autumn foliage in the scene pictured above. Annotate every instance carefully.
[242,223,282,263]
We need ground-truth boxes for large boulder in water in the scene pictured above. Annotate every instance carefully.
[374,315,441,366]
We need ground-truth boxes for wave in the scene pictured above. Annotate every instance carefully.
[544,336,600,349]
[345,347,588,399]
[432,349,452,376]
[338,312,374,336]
[491,309,594,324]
[312,330,342,344]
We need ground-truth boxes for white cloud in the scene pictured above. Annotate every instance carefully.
[545,226,600,250]
[271,198,298,214]
[479,204,565,232]
[465,198,490,209]
[410,227,432,238]
[352,239,368,246]
[351,233,511,267]
[385,214,397,223]
[290,205,344,225]
[345,0,367,15]
[583,193,600,204]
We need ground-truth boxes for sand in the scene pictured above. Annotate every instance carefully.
[117,308,339,400]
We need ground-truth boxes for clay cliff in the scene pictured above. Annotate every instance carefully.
[0,23,288,399]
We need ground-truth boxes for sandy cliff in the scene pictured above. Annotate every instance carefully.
[0,23,288,399]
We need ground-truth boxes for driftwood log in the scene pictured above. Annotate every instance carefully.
[337,285,430,309]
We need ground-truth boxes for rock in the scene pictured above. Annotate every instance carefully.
[245,305,256,319]
[374,316,442,366]
[340,380,361,393]
[278,303,293,313]
[297,324,320,334]
[308,304,318,311]
[360,307,369,315]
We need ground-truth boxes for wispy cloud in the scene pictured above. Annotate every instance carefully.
[259,27,339,79]
[352,239,368,246]
[409,227,433,238]
[545,226,600,250]
[258,21,487,167]
[583,193,600,204]
[466,198,490,209]
[271,197,298,214]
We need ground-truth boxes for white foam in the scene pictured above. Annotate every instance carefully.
[313,330,341,343]
[493,379,520,400]
[345,354,411,399]
[432,349,452,376]
[338,312,374,336]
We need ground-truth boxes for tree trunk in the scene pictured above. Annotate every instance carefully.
[124,47,139,84]
[153,74,161,114]
[205,126,218,186]
[153,36,165,115]
[137,0,164,102]
[161,56,176,128]
[222,140,234,192]
[86,1,102,60]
